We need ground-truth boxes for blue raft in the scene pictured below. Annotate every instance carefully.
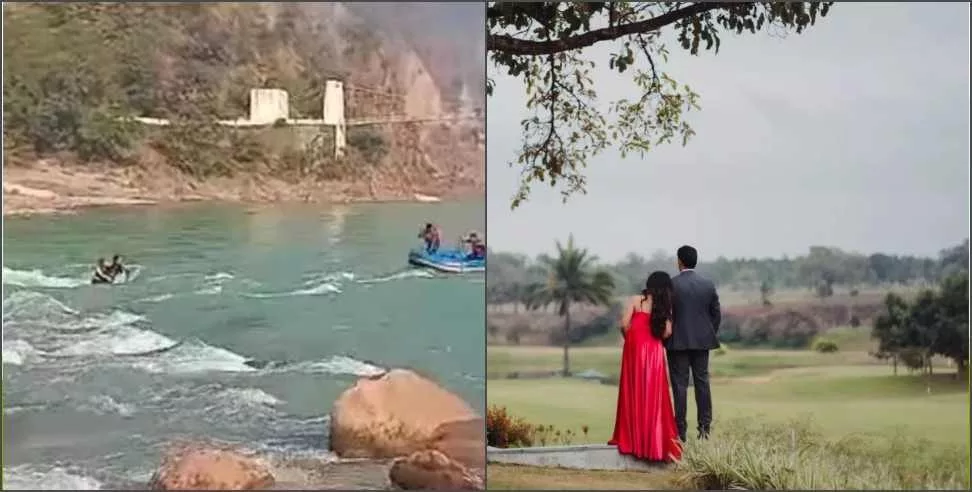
[408,248,485,274]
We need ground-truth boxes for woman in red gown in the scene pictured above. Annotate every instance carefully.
[608,271,682,462]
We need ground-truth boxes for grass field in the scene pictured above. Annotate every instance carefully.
[487,344,970,489]
[489,340,886,379]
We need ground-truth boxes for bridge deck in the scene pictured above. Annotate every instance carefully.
[125,112,480,128]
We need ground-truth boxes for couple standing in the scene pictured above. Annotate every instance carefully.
[608,245,722,462]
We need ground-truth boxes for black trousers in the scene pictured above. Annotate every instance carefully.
[667,349,712,441]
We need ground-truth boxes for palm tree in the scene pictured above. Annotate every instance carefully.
[526,235,615,376]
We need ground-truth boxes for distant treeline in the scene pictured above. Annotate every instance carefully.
[487,239,969,304]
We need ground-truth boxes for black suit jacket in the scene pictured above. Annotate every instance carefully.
[667,270,722,351]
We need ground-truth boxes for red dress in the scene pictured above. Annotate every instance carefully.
[608,309,682,462]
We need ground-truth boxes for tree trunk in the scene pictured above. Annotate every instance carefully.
[924,352,933,394]
[956,358,968,380]
[562,306,571,377]
[892,355,898,376]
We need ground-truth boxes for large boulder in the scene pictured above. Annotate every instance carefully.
[148,444,275,490]
[329,369,485,469]
[388,449,484,490]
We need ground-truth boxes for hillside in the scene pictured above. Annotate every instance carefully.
[2,3,484,215]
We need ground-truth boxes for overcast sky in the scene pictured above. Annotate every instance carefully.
[486,2,970,262]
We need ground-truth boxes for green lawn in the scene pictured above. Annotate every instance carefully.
[488,344,885,379]
[487,345,969,489]
[489,369,968,446]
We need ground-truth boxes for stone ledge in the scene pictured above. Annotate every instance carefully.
[487,445,669,472]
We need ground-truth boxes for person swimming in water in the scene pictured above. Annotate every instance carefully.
[91,258,113,284]
[106,254,130,282]
[418,223,442,253]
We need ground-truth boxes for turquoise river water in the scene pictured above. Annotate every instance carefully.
[1,201,485,489]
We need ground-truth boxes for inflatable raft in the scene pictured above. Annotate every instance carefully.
[408,248,485,274]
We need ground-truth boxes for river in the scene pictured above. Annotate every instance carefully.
[1,201,485,489]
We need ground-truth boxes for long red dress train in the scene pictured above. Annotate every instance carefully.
[608,309,682,462]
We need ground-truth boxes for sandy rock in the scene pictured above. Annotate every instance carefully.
[329,369,485,468]
[388,449,484,490]
[148,445,275,490]
[428,416,486,470]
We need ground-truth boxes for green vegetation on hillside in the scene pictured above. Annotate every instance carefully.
[2,3,391,179]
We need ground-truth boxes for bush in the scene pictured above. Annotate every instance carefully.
[677,418,969,490]
[75,110,142,162]
[811,337,839,353]
[486,405,587,448]
[486,405,536,448]
[347,128,388,164]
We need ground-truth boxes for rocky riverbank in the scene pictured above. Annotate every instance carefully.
[143,369,484,490]
[2,161,479,218]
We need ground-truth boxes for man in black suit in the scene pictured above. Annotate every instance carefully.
[667,245,721,442]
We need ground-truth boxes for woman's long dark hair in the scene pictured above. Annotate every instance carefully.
[641,271,674,340]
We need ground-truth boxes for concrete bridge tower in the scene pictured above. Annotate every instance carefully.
[323,80,347,158]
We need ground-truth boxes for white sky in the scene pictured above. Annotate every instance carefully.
[486,2,971,261]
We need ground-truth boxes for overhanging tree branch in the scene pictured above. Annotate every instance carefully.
[487,2,721,55]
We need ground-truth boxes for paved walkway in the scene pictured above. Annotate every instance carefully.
[487,445,669,472]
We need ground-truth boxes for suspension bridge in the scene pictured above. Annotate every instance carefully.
[126,80,482,157]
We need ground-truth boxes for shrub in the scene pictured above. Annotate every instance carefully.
[486,405,535,448]
[676,417,969,490]
[849,315,861,327]
[75,110,142,162]
[347,128,388,163]
[485,405,587,448]
[811,337,839,353]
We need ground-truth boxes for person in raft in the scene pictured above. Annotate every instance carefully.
[91,258,114,284]
[106,254,130,282]
[463,231,486,260]
[418,223,442,253]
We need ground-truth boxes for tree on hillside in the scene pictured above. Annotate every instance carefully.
[871,272,970,380]
[526,235,615,375]
[871,293,911,375]
[868,253,895,284]
[938,239,970,278]
[930,273,969,377]
[486,2,834,207]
